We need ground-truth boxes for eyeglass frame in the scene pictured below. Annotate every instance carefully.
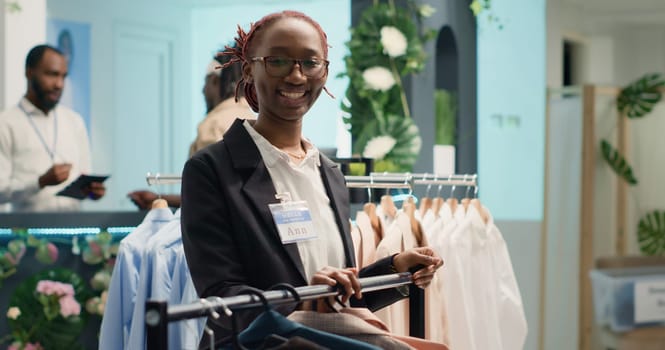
[249,56,330,78]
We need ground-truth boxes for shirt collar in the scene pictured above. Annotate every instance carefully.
[243,120,320,168]
[19,97,51,117]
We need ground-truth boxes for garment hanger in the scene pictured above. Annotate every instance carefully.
[199,297,233,350]
[431,178,445,218]
[403,197,424,247]
[461,174,472,212]
[231,287,270,350]
[468,177,489,224]
[362,174,383,244]
[267,282,310,314]
[446,175,458,213]
[267,283,301,305]
[151,198,168,209]
[150,174,169,209]
[418,173,433,217]
[199,298,221,350]
[380,194,397,220]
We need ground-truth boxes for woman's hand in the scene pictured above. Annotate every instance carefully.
[310,266,362,304]
[393,247,443,289]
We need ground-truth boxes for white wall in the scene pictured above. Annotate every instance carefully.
[547,0,665,88]
[0,0,47,109]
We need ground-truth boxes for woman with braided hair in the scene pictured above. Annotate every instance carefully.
[180,10,443,344]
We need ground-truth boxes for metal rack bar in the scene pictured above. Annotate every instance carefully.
[146,173,478,188]
[146,273,413,350]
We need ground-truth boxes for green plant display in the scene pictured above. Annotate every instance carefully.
[638,211,665,256]
[340,0,435,172]
[599,73,665,256]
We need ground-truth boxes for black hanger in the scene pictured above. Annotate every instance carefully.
[231,287,270,350]
[267,283,301,304]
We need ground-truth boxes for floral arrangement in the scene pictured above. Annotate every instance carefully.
[340,0,436,172]
[4,269,89,350]
[1,231,118,348]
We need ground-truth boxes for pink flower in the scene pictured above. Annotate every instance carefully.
[36,280,75,297]
[35,243,59,264]
[47,243,58,262]
[88,241,102,256]
[3,251,17,265]
[8,342,43,350]
[58,296,81,317]
[24,343,43,350]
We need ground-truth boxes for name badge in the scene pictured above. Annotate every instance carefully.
[269,198,317,244]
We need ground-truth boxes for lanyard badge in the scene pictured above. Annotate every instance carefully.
[269,192,317,244]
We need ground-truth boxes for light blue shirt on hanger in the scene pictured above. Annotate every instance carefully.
[127,209,198,350]
[99,207,174,350]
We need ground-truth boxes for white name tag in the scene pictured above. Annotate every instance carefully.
[635,280,665,323]
[269,200,317,244]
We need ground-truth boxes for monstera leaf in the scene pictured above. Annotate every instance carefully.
[354,111,421,171]
[638,211,665,256]
[600,139,638,185]
[617,73,665,119]
[8,268,89,350]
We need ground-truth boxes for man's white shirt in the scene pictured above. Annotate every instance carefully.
[0,97,91,212]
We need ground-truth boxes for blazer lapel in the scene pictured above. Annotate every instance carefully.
[225,120,307,283]
[319,156,356,268]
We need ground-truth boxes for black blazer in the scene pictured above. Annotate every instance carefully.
[181,119,405,340]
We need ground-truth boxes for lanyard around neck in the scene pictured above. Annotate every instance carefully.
[18,103,58,162]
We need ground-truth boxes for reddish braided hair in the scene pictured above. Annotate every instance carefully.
[219,10,332,113]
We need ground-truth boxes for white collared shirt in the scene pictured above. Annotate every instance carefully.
[0,97,91,212]
[244,120,346,282]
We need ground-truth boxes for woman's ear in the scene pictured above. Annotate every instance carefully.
[242,61,253,83]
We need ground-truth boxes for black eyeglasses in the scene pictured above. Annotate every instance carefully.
[250,56,329,78]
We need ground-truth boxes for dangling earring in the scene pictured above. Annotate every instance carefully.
[323,86,335,99]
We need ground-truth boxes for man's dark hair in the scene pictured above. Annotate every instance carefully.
[214,43,244,101]
[25,44,64,69]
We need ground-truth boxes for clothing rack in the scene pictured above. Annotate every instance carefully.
[145,172,478,189]
[143,171,477,343]
[145,272,414,350]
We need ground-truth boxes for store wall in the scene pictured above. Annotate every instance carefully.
[0,0,47,110]
[477,1,546,350]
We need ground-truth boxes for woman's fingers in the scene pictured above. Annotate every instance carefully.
[413,265,437,288]
[310,267,362,303]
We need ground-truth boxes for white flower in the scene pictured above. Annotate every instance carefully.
[418,4,436,18]
[6,306,20,320]
[363,136,397,160]
[362,66,395,91]
[380,26,408,57]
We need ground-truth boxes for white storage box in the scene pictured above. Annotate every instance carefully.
[590,266,665,332]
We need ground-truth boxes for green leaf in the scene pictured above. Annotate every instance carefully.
[600,139,638,185]
[355,113,422,171]
[617,73,665,119]
[434,89,457,145]
[638,211,665,256]
[8,268,90,349]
